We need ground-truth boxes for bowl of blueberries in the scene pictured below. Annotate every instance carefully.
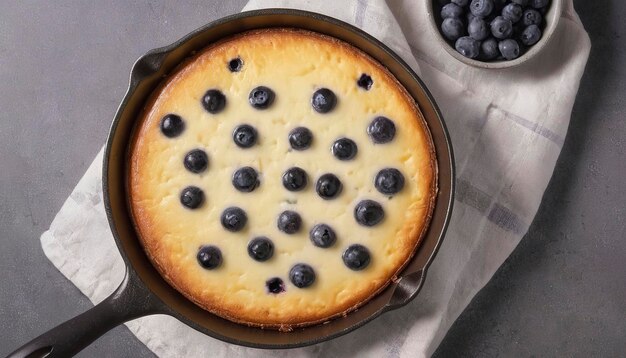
[428,0,563,68]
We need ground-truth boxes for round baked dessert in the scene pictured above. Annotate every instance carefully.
[129,28,437,330]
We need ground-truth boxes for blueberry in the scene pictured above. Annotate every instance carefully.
[452,0,469,6]
[522,9,542,26]
[367,116,396,144]
[220,207,247,232]
[289,263,316,288]
[316,173,342,200]
[197,245,222,269]
[183,149,208,174]
[232,167,259,192]
[309,224,337,248]
[441,18,465,41]
[511,0,528,6]
[180,186,204,209]
[311,88,337,113]
[531,0,549,8]
[354,200,385,227]
[288,127,313,150]
[455,36,480,59]
[160,114,185,138]
[332,137,358,160]
[490,16,513,39]
[441,3,463,19]
[342,244,371,271]
[357,74,373,90]
[481,37,500,60]
[470,0,494,18]
[282,167,308,191]
[502,3,523,23]
[249,86,275,109]
[201,89,226,114]
[232,124,257,148]
[277,210,302,234]
[468,18,490,41]
[266,277,285,294]
[247,237,274,262]
[228,57,243,72]
[375,168,405,195]
[466,11,476,24]
[520,24,542,46]
[499,39,521,60]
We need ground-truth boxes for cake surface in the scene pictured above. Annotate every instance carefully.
[129,28,437,329]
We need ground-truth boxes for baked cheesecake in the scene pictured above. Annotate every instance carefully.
[129,28,437,329]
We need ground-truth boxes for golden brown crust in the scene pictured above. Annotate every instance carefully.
[129,28,437,329]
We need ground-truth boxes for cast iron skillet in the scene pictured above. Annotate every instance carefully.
[9,9,455,358]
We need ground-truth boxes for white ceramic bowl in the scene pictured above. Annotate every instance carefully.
[426,0,564,69]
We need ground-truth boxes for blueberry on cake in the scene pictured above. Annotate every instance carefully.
[129,28,437,329]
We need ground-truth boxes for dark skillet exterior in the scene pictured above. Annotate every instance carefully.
[103,9,455,349]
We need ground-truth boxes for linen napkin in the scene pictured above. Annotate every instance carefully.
[40,0,590,356]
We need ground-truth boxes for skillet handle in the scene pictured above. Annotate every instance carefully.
[384,269,426,311]
[7,268,167,358]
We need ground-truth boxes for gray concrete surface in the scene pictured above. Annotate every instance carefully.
[0,1,623,357]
